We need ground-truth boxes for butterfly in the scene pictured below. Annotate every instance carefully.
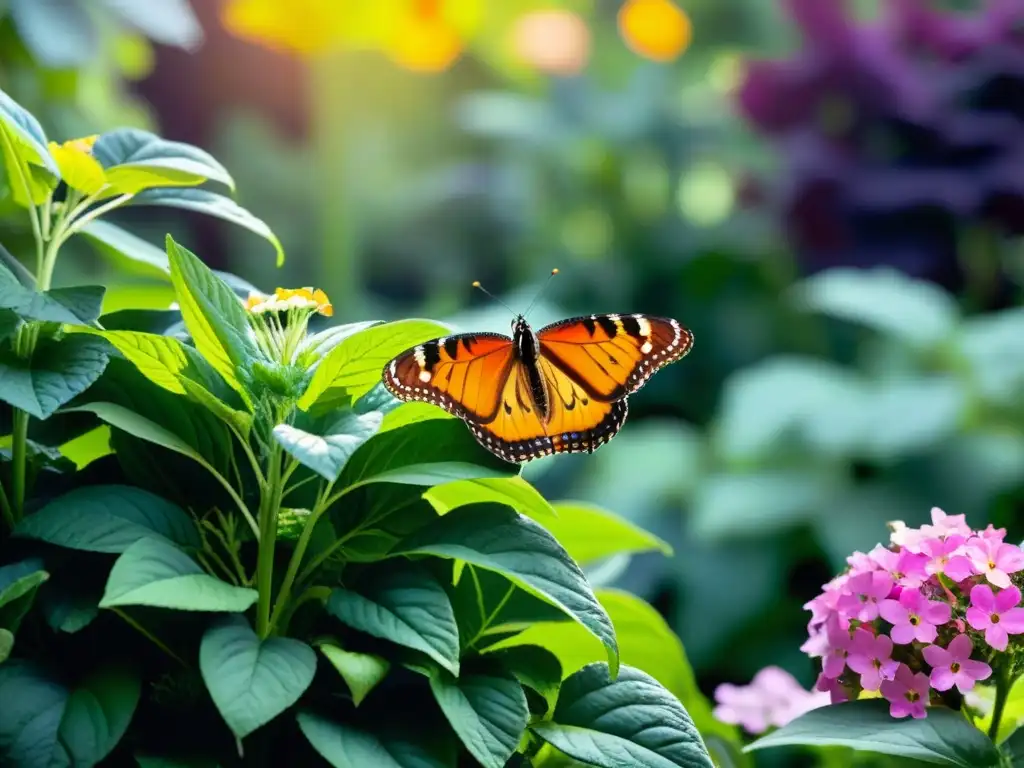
[382,311,693,464]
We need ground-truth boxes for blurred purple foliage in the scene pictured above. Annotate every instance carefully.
[737,0,1024,292]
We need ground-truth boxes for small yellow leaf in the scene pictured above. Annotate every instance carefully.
[49,139,106,196]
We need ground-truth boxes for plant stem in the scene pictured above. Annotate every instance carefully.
[990,667,1011,740]
[10,408,29,520]
[255,444,284,638]
[0,467,14,531]
[113,608,186,666]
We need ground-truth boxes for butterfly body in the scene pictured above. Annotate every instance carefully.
[383,313,693,464]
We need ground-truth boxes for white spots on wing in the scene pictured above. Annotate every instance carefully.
[418,369,432,383]
[641,340,653,354]
[413,346,426,367]
[634,314,651,337]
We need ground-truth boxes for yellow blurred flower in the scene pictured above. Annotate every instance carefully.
[387,1,463,72]
[511,10,590,76]
[247,287,333,317]
[220,0,353,55]
[48,135,106,196]
[618,0,692,63]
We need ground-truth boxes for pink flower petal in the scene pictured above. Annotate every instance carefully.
[922,601,951,625]
[922,644,951,667]
[943,555,975,581]
[889,623,916,645]
[960,659,992,683]
[987,625,1009,651]
[998,607,1024,634]
[996,544,1024,572]
[930,667,955,691]
[913,622,938,643]
[995,586,1022,613]
[966,606,991,631]
[970,584,997,613]
[947,633,973,660]
[879,599,908,625]
[986,569,1012,589]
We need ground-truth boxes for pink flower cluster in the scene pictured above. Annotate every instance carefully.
[713,667,830,734]
[803,508,1023,719]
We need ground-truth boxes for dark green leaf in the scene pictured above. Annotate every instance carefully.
[326,565,460,675]
[392,504,618,673]
[0,265,104,325]
[487,645,561,715]
[746,700,1001,767]
[99,307,184,336]
[0,559,48,631]
[9,0,98,67]
[99,538,257,612]
[273,410,383,481]
[94,128,232,194]
[15,484,200,553]
[0,309,20,342]
[429,666,527,768]
[0,335,109,419]
[532,663,714,768]
[200,615,316,739]
[0,660,67,768]
[299,319,451,407]
[52,667,140,767]
[297,712,455,768]
[0,629,12,663]
[1003,725,1024,767]
[318,643,389,707]
[141,192,283,266]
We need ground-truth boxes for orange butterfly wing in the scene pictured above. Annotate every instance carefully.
[382,314,693,464]
[383,333,516,423]
[537,313,693,401]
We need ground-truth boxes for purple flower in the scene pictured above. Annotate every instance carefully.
[921,535,967,578]
[847,628,899,691]
[821,616,852,678]
[922,634,992,693]
[838,570,894,622]
[880,663,930,719]
[966,584,1024,651]
[878,587,951,644]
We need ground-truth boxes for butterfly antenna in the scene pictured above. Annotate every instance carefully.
[524,268,559,319]
[471,280,517,317]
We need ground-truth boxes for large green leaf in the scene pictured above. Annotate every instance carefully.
[532,663,714,768]
[51,667,140,768]
[273,410,383,482]
[792,267,958,348]
[543,502,670,566]
[318,643,389,707]
[485,645,561,715]
[79,220,171,278]
[746,700,1001,767]
[165,236,261,402]
[15,484,200,553]
[300,321,384,364]
[0,265,105,325]
[200,616,316,740]
[93,128,233,194]
[9,0,97,68]
[490,589,739,747]
[299,319,450,408]
[424,476,556,523]
[297,713,455,768]
[1004,726,1024,767]
[0,559,48,631]
[0,661,67,768]
[142,192,283,266]
[429,666,527,768]
[325,565,460,675]
[337,418,514,495]
[0,335,109,419]
[391,504,618,673]
[99,538,257,612]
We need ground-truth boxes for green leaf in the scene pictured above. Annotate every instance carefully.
[0,86,59,207]
[542,502,671,566]
[165,235,261,402]
[301,321,384,364]
[0,264,104,325]
[273,410,383,481]
[424,476,556,523]
[0,660,67,767]
[391,504,619,674]
[15,484,201,553]
[0,309,20,342]
[79,220,171,278]
[142,191,284,266]
[0,335,109,419]
[0,559,48,631]
[297,712,455,768]
[100,307,183,336]
[134,757,221,768]
[200,615,316,740]
[487,645,561,715]
[792,266,958,348]
[1003,725,1024,767]
[9,0,97,67]
[99,538,257,612]
[338,418,514,494]
[0,629,12,663]
[93,128,233,194]
[299,319,450,408]
[429,666,527,768]
[52,667,141,767]
[747,700,1001,767]
[326,565,460,675]
[318,643,389,707]
[532,663,714,768]
[99,0,202,48]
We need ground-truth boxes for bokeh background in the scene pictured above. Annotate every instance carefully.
[5,0,1024,753]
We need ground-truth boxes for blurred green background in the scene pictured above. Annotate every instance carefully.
[5,0,1024,751]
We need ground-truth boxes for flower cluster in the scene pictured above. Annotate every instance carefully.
[713,667,829,734]
[736,0,1024,295]
[803,508,1024,719]
[244,286,333,367]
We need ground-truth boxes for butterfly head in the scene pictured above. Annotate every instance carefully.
[512,314,539,362]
